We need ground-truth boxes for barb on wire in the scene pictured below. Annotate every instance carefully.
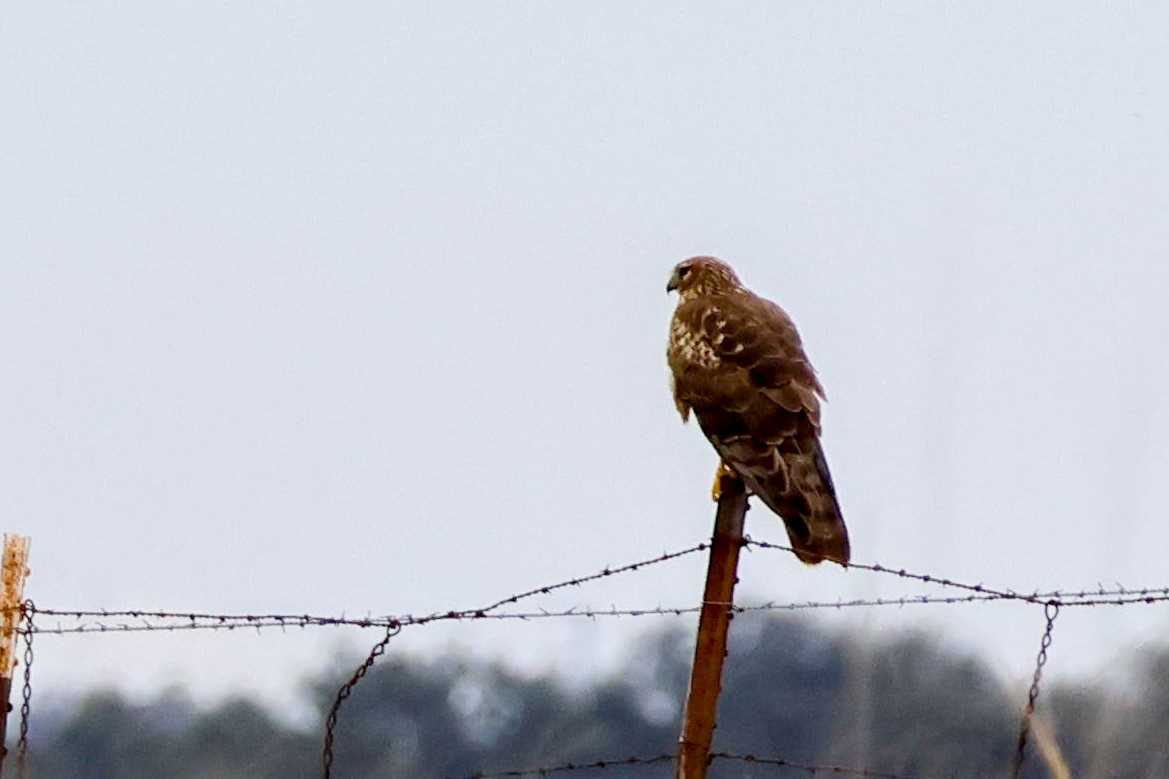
[21,539,1169,637]
[746,539,1169,608]
[446,751,944,779]
[322,622,402,779]
[32,610,398,635]
[26,583,1169,637]
[1011,602,1060,779]
[33,544,709,636]
[712,751,944,778]
[445,753,675,778]
[468,543,707,615]
[747,539,1044,601]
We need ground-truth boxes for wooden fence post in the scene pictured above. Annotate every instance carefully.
[675,474,747,779]
[0,534,31,772]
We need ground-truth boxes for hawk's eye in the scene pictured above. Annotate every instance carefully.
[678,265,691,278]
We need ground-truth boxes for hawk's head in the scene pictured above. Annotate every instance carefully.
[666,256,743,299]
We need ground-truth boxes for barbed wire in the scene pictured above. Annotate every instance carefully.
[444,751,945,778]
[712,752,944,778]
[26,543,710,635]
[23,537,1169,637]
[9,535,1168,779]
[25,582,1169,636]
[445,753,675,778]
[748,539,1110,605]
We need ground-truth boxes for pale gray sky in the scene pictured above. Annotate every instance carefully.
[3,3,1168,719]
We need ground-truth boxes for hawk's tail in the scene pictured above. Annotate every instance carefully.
[785,510,849,566]
[782,438,849,566]
[716,433,850,566]
[740,435,848,567]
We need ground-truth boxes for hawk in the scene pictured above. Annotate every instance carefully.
[666,256,849,566]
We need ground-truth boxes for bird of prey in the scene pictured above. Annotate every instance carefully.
[666,256,849,566]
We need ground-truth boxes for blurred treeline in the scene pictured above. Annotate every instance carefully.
[22,615,1169,778]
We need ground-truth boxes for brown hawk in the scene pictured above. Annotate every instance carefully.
[666,256,849,566]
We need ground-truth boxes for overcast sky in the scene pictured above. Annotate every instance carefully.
[3,3,1168,721]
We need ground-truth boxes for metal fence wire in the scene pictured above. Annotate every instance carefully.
[10,538,1168,779]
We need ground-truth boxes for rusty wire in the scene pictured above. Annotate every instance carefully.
[444,753,675,777]
[28,584,1169,636]
[32,543,711,635]
[27,564,1169,637]
[12,538,1165,779]
[318,543,703,779]
[472,544,709,613]
[321,622,402,779]
[444,751,945,778]
[1010,602,1060,779]
[749,539,1068,604]
[17,600,34,779]
[7,536,1164,779]
[713,752,946,778]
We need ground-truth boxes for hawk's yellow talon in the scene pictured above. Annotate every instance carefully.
[711,461,737,502]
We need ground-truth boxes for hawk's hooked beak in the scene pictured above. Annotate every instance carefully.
[666,268,682,294]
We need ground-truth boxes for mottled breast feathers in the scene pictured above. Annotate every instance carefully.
[666,256,850,566]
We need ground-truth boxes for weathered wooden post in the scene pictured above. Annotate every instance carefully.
[675,475,747,779]
[0,534,31,773]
